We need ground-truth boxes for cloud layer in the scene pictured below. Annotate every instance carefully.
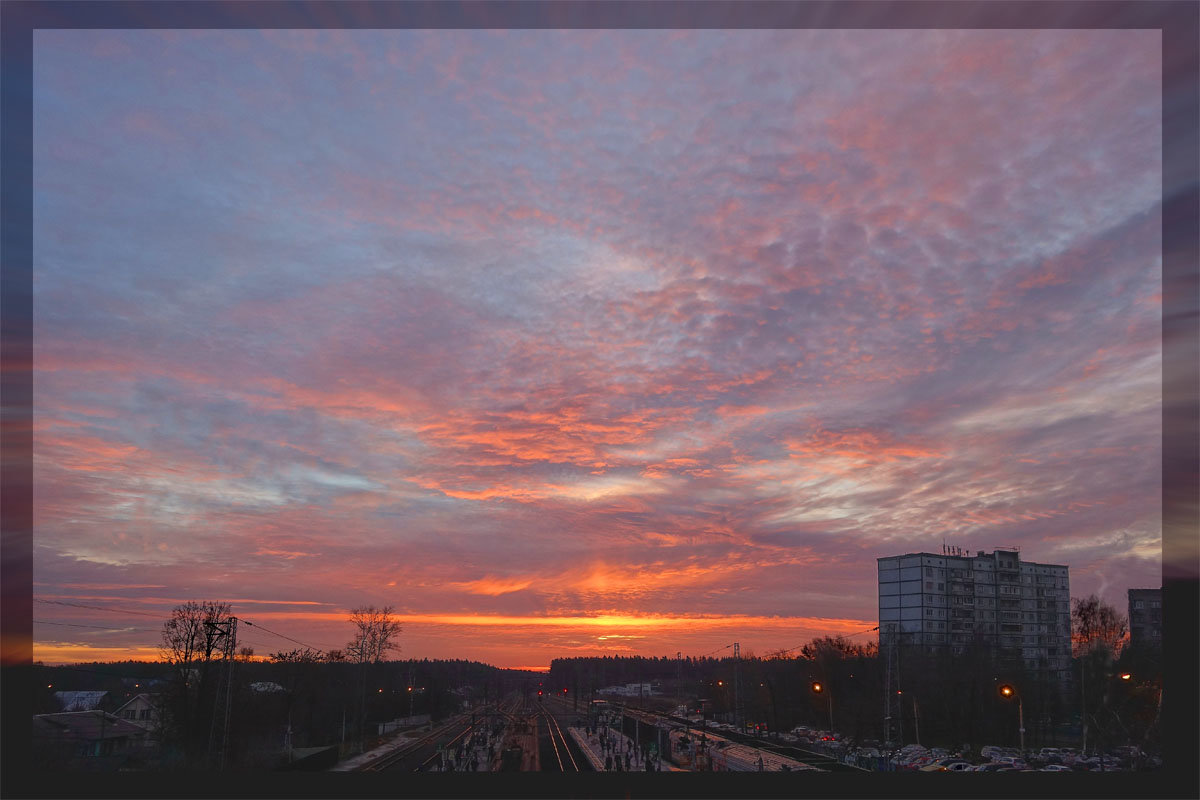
[32,30,1161,666]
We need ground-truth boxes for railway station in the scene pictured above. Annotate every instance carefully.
[339,693,836,773]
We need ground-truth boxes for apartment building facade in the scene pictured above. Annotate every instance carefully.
[1127,587,1162,648]
[878,547,1071,679]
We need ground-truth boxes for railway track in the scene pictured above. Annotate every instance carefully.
[606,700,863,772]
[359,713,476,771]
[356,693,589,773]
[536,703,581,772]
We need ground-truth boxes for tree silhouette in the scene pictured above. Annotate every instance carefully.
[1071,594,1128,757]
[345,605,402,752]
[158,600,233,763]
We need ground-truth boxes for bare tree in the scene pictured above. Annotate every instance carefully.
[1071,595,1128,756]
[345,606,401,752]
[159,600,233,762]
[1071,595,1128,656]
[161,600,234,674]
[346,605,402,664]
[269,648,325,664]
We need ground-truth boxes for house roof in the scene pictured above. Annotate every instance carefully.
[34,711,148,740]
[53,690,108,711]
[114,693,158,714]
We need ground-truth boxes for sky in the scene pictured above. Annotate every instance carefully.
[31,29,1162,669]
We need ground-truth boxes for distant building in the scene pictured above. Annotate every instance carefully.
[1127,588,1162,648]
[53,690,110,712]
[877,547,1071,679]
[33,710,149,768]
[600,682,655,697]
[114,693,161,735]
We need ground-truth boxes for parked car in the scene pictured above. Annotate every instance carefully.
[919,757,971,772]
[1040,764,1072,772]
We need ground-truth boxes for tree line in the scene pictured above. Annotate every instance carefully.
[34,602,534,770]
[35,593,1159,767]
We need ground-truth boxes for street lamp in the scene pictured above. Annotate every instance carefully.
[811,681,833,733]
[898,689,920,746]
[998,684,1024,756]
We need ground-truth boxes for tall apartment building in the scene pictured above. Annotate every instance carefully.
[1127,587,1162,648]
[878,547,1071,679]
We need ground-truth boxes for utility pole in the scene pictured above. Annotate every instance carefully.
[219,617,237,769]
[883,629,896,744]
[913,695,920,746]
[733,642,741,732]
[204,616,237,769]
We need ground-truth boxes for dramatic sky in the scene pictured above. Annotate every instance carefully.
[32,29,1161,669]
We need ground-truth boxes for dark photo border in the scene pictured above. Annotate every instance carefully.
[2,2,1196,798]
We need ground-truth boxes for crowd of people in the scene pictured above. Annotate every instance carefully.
[583,722,664,771]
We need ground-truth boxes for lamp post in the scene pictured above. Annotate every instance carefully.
[999,684,1024,756]
[760,680,779,741]
[811,681,833,734]
[899,690,919,746]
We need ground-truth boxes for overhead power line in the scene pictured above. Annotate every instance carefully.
[34,597,343,657]
[33,620,157,632]
[33,598,162,618]
[698,643,735,657]
[773,626,881,657]
[238,618,337,654]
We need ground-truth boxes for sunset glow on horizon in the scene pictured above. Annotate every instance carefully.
[32,29,1161,668]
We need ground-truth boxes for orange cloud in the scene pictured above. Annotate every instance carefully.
[786,428,944,470]
[451,576,535,596]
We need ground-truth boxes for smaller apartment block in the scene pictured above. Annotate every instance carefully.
[1127,587,1162,648]
[878,547,1071,679]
